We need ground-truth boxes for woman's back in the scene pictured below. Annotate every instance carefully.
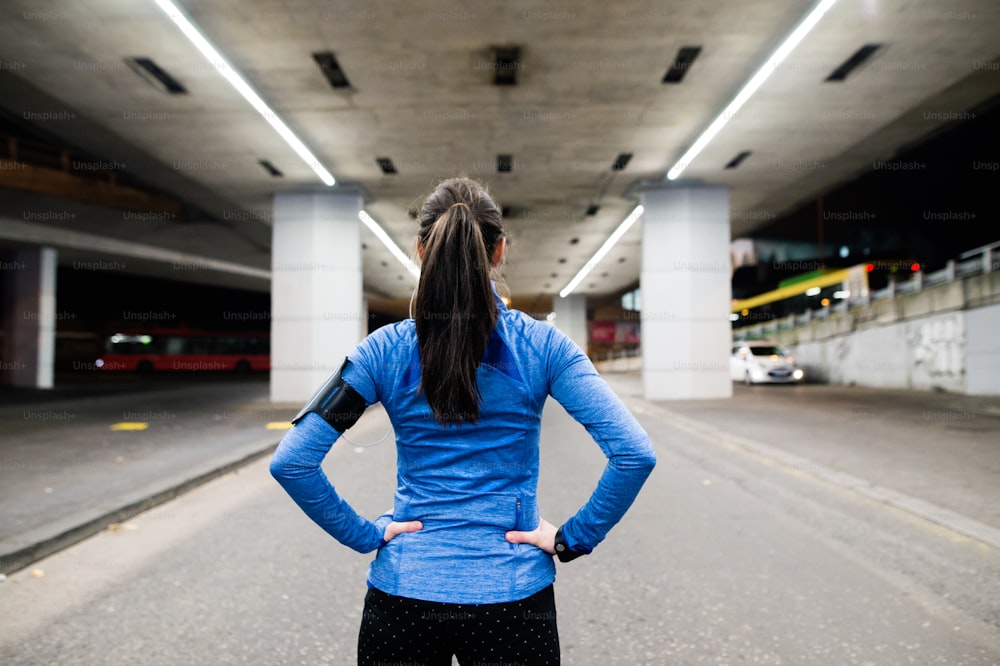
[338,283,654,603]
[344,288,554,602]
[271,176,656,664]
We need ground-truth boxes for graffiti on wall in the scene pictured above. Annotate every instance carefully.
[908,312,965,392]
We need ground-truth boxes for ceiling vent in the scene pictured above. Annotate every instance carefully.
[258,159,283,177]
[313,51,352,89]
[663,46,702,84]
[497,154,513,172]
[493,47,521,86]
[724,151,752,169]
[376,157,397,174]
[124,57,187,94]
[826,44,882,82]
[612,153,633,171]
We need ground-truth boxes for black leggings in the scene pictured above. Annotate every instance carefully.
[358,584,560,665]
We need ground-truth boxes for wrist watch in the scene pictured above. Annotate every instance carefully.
[553,525,584,562]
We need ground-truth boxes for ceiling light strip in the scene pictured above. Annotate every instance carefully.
[153,0,336,186]
[358,210,421,279]
[559,204,644,298]
[666,0,839,180]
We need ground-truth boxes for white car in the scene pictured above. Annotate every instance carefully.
[730,341,805,385]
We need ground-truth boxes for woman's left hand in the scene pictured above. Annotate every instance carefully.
[383,520,423,543]
[504,517,557,554]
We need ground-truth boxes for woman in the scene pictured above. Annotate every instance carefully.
[270,176,656,665]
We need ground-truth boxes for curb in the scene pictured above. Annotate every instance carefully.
[0,441,278,576]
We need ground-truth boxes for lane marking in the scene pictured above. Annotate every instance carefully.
[110,422,148,431]
[266,422,292,431]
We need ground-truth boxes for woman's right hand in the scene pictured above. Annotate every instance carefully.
[383,520,423,543]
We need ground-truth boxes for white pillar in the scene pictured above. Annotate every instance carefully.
[640,185,732,400]
[360,298,370,340]
[2,247,57,388]
[271,190,364,402]
[554,294,588,355]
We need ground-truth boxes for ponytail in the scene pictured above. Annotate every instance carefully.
[414,178,505,426]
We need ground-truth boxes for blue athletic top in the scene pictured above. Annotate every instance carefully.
[270,285,657,604]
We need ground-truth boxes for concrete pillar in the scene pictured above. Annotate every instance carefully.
[554,294,588,355]
[640,185,732,400]
[2,247,57,388]
[360,297,370,339]
[271,190,364,402]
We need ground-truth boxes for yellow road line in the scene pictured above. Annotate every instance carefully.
[110,422,148,431]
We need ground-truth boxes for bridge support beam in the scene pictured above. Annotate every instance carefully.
[270,190,364,402]
[554,294,588,355]
[2,247,57,388]
[640,185,732,400]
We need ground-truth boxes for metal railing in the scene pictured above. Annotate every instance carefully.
[737,240,999,339]
[593,346,642,372]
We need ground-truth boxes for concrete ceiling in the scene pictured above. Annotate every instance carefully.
[1,0,998,313]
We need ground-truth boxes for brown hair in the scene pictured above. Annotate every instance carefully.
[414,177,506,426]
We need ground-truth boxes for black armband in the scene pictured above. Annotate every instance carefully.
[553,525,586,563]
[291,358,367,432]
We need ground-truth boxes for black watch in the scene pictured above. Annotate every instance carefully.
[553,526,584,563]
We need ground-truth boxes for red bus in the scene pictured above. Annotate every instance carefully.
[96,329,270,373]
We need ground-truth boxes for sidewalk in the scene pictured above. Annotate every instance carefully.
[0,377,295,575]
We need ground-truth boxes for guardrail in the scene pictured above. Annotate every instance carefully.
[593,347,642,373]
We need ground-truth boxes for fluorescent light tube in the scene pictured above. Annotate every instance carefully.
[153,0,336,186]
[667,0,839,180]
[359,210,420,279]
[560,205,644,298]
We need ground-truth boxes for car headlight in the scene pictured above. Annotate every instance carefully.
[793,369,804,380]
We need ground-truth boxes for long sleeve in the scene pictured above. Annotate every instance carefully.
[547,331,657,554]
[269,411,389,554]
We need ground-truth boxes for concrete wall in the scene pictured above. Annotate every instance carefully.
[789,310,966,392]
[966,303,1000,395]
[743,272,1000,395]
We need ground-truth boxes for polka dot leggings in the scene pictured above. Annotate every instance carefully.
[357,584,560,665]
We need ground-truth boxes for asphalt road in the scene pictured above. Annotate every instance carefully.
[1,379,999,665]
[652,379,1000,530]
